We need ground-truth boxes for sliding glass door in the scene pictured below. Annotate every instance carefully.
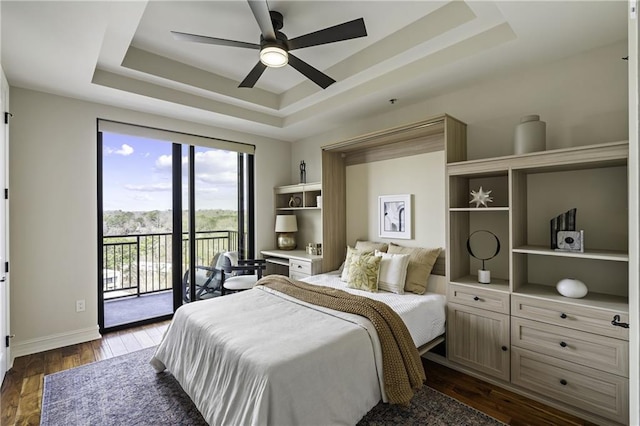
[98,121,254,332]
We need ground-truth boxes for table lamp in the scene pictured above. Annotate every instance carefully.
[275,215,298,250]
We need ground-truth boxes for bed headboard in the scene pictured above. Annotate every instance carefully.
[319,114,466,284]
[426,253,446,294]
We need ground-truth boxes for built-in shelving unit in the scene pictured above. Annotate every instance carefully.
[444,140,630,425]
[274,182,322,210]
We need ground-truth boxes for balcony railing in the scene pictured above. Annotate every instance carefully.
[102,230,238,299]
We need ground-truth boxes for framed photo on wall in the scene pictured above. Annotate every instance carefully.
[378,194,412,239]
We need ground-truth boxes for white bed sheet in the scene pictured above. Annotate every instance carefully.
[150,273,446,426]
[301,271,446,347]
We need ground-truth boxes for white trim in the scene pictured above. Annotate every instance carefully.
[627,3,639,424]
[9,326,101,363]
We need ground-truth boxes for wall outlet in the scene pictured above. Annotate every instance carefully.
[76,299,85,312]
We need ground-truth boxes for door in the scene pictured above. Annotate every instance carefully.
[0,71,9,383]
[447,302,510,381]
[98,123,255,332]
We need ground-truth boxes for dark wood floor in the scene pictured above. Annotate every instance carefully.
[1,321,595,426]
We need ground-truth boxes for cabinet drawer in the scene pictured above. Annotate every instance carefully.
[289,259,312,275]
[512,347,628,425]
[290,270,310,281]
[448,283,510,314]
[511,317,628,377]
[511,295,629,340]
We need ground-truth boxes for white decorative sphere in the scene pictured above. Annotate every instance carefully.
[556,278,588,298]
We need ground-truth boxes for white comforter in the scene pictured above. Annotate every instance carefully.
[150,276,446,426]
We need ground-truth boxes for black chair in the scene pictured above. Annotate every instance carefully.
[217,252,267,295]
[182,253,223,302]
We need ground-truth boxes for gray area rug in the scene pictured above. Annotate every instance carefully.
[41,346,504,426]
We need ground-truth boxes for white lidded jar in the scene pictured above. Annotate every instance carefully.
[514,114,546,155]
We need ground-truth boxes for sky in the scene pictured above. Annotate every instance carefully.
[102,132,238,211]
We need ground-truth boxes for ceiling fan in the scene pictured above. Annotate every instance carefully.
[171,0,367,89]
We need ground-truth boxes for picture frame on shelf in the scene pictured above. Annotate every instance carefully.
[378,194,412,239]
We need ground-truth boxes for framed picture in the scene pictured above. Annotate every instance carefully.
[378,194,412,239]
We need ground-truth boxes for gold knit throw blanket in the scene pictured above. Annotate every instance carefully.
[256,275,425,405]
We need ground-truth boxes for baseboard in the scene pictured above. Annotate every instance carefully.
[10,326,102,363]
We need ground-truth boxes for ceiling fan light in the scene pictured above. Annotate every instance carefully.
[260,46,288,67]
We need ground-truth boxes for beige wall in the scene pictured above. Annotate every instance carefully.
[292,41,628,184]
[8,88,290,357]
[345,151,445,249]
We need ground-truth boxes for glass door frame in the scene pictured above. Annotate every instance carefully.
[98,133,255,333]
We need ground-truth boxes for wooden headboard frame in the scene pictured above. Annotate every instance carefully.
[319,113,467,282]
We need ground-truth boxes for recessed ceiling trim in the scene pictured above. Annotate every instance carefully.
[283,22,517,128]
[279,1,477,110]
[121,46,279,110]
[91,68,283,128]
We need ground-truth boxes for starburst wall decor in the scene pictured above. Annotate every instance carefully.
[469,186,493,208]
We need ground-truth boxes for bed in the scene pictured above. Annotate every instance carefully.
[150,270,446,426]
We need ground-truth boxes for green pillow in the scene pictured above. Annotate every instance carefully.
[346,252,381,292]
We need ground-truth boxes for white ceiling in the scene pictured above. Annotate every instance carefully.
[0,1,628,142]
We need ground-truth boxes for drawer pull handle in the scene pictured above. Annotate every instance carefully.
[473,296,480,301]
[297,265,302,268]
[611,315,630,328]
[560,379,568,386]
[501,346,508,352]
[560,341,567,348]
[560,313,567,319]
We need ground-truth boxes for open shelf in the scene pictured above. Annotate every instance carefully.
[514,283,628,313]
[449,275,510,292]
[513,245,628,262]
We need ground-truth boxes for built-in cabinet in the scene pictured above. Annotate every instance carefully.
[261,249,323,280]
[444,140,630,425]
[272,182,323,255]
[274,182,322,210]
[321,114,467,272]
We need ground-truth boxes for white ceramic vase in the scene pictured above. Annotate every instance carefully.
[514,115,546,155]
[556,278,588,298]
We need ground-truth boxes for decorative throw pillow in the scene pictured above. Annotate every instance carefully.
[355,240,389,253]
[346,252,381,292]
[374,250,410,294]
[340,246,359,282]
[387,244,442,294]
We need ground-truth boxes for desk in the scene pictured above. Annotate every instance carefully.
[260,249,323,280]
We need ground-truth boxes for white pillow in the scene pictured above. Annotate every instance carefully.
[374,250,410,294]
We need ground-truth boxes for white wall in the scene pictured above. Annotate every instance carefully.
[292,41,628,182]
[8,88,290,358]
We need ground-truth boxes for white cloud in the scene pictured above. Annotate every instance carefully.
[105,144,134,156]
[124,183,172,192]
[155,154,173,170]
[154,150,238,186]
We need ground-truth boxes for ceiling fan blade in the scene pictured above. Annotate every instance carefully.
[239,61,267,88]
[171,31,260,49]
[288,18,367,50]
[288,53,335,89]
[247,0,276,40]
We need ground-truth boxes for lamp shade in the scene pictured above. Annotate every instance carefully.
[275,215,297,232]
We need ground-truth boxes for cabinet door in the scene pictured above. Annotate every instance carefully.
[447,302,510,381]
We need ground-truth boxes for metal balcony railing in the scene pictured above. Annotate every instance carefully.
[102,230,238,299]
